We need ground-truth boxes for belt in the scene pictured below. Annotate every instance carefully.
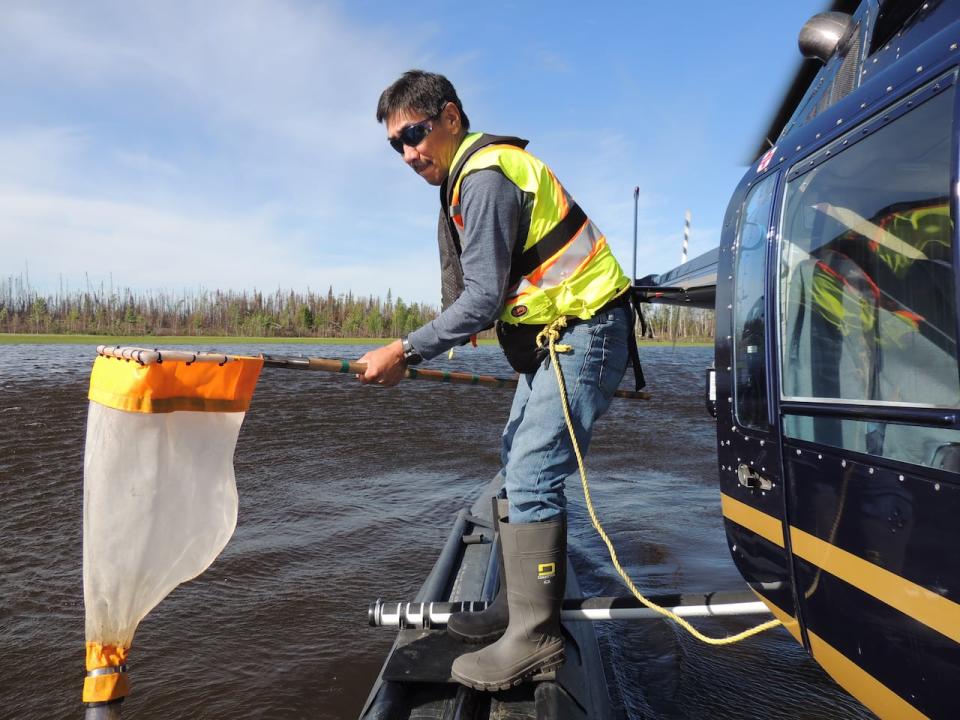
[564,290,645,391]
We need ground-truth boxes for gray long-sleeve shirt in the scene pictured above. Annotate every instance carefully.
[408,169,530,360]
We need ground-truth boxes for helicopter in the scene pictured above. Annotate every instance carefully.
[636,1,960,717]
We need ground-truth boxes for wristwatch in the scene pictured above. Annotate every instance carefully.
[402,337,423,365]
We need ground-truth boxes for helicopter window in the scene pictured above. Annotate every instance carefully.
[868,0,936,57]
[733,172,778,431]
[784,415,960,473]
[779,83,959,412]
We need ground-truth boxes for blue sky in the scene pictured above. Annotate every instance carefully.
[0,1,826,305]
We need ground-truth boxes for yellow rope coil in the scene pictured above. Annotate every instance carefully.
[538,318,782,645]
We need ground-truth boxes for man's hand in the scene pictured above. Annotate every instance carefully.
[358,339,406,386]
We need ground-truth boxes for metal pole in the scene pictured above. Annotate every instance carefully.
[84,703,122,719]
[632,186,640,284]
[369,593,772,628]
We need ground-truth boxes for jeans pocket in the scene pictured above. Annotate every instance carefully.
[597,316,630,398]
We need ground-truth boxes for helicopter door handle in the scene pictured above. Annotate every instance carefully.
[737,464,773,491]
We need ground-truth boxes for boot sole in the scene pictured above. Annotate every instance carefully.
[450,649,565,692]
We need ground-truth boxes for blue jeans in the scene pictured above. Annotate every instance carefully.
[501,305,631,523]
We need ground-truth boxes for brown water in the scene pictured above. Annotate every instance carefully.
[0,343,874,719]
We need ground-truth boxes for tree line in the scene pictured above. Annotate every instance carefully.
[0,276,438,338]
[640,305,715,342]
[0,274,713,341]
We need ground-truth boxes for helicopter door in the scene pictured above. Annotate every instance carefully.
[776,74,960,718]
[717,170,800,638]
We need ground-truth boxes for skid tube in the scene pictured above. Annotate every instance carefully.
[369,590,770,629]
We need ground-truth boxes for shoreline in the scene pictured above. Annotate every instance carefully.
[0,333,712,348]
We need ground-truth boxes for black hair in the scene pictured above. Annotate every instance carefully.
[376,69,470,130]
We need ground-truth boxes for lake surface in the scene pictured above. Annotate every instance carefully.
[0,342,874,719]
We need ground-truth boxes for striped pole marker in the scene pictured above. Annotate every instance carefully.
[682,210,691,264]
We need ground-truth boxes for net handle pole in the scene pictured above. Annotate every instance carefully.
[95,347,651,401]
[289,356,650,400]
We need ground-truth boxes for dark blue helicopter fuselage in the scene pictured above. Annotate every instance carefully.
[705,2,960,718]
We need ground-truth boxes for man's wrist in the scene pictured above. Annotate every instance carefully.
[401,337,423,365]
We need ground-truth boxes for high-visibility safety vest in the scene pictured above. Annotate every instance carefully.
[438,132,631,326]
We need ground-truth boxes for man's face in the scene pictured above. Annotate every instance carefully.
[386,103,462,186]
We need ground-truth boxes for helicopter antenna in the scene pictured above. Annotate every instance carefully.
[681,210,691,264]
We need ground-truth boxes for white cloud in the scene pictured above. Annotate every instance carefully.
[115,151,182,178]
[0,185,441,302]
[0,1,451,302]
[0,1,436,156]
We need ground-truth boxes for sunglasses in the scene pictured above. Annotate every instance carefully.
[388,114,439,154]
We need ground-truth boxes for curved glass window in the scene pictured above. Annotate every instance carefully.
[779,80,959,409]
[733,173,778,429]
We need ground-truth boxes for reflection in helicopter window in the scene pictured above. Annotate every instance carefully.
[778,80,960,470]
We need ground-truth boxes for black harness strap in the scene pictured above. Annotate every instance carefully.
[508,203,587,288]
[627,292,646,391]
[437,135,529,311]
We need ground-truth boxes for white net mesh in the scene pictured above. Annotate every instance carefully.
[83,403,243,646]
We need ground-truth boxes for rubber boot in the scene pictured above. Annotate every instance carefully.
[447,498,510,643]
[450,517,566,691]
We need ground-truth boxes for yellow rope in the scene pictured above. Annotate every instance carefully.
[538,318,782,645]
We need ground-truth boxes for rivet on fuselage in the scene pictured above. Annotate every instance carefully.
[869,467,875,474]
[916,66,923,73]
[760,440,765,446]
[899,474,905,481]
[841,460,847,467]
[951,43,958,51]
[836,119,842,125]
[935,483,941,491]
[796,449,801,455]
[818,454,823,460]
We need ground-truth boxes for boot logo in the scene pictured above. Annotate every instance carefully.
[537,562,556,580]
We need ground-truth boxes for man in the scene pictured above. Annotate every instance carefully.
[361,70,637,691]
